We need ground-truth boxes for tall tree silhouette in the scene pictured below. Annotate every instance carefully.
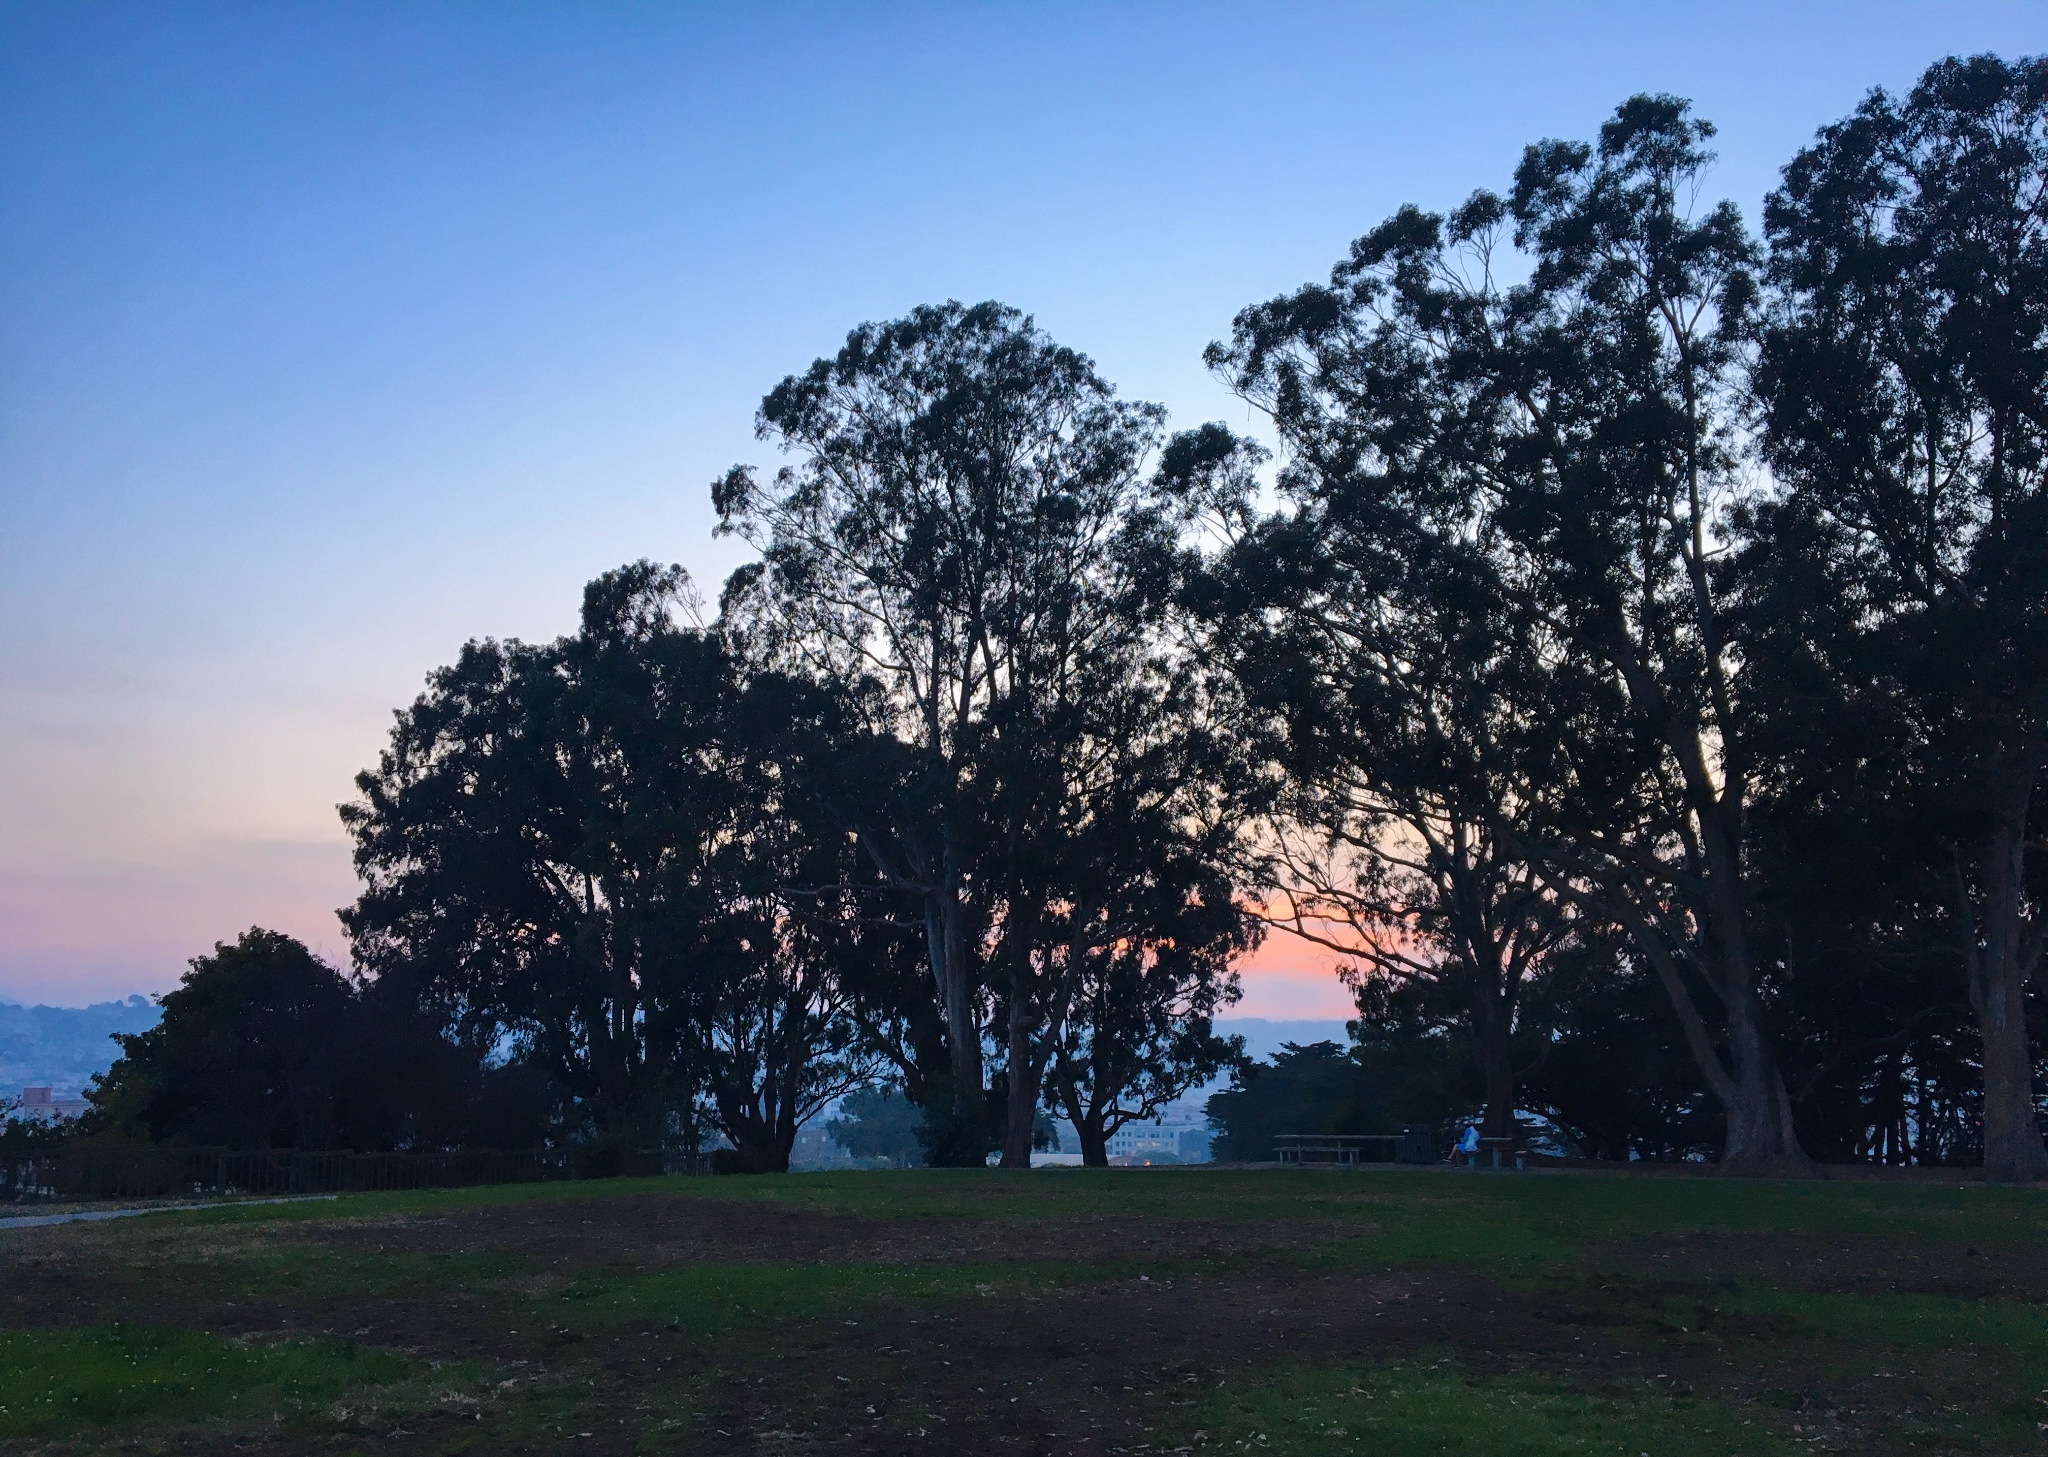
[1186,420,1574,1145]
[345,563,882,1166]
[714,302,1239,1164]
[1754,54,2048,1179]
[1211,97,1811,1170]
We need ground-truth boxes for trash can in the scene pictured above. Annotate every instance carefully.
[1396,1125,1435,1164]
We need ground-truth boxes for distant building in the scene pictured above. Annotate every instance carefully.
[11,1087,87,1122]
[1106,1115,1212,1165]
[789,1123,865,1171]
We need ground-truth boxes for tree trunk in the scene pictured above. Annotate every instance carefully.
[723,1112,784,1173]
[934,882,981,1100]
[1077,1118,1109,1168]
[1715,972,1807,1173]
[999,964,1038,1168]
[1055,1076,1109,1167]
[1970,815,2047,1182]
[739,1137,790,1174]
[1620,901,1810,1174]
[923,854,988,1165]
[1473,981,1516,1142]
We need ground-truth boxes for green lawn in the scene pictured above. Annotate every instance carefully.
[1,1167,2041,1454]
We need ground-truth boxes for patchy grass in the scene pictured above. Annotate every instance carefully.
[0,1327,414,1438]
[1171,1358,1784,1457]
[2,1167,2044,1453]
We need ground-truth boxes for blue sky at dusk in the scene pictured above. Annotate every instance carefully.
[3,2,2043,1011]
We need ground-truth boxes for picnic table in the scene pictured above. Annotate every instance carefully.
[1462,1136,1525,1171]
[1272,1129,1435,1166]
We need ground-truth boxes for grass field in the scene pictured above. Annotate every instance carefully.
[1,1166,2043,1454]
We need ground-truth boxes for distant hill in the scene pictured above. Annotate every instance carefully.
[0,997,159,1099]
[0,1004,1345,1112]
[1164,1017,1356,1110]
[1214,1017,1353,1064]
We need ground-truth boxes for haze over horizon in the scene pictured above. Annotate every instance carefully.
[4,2,2043,1011]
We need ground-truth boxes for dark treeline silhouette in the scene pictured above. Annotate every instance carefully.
[1196,55,2048,1176]
[82,929,557,1152]
[75,55,2048,1177]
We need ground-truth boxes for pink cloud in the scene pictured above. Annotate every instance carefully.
[1230,928,1356,1019]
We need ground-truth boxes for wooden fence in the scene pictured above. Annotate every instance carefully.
[0,1146,664,1203]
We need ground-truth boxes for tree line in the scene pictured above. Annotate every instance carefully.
[83,56,2048,1178]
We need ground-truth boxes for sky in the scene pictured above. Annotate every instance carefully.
[2,2,2043,1013]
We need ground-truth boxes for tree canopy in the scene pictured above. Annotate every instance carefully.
[83,51,2048,1184]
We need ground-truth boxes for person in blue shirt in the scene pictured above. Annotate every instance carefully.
[1457,1124,1481,1168]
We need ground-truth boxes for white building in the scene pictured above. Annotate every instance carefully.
[12,1087,87,1122]
[1106,1117,1212,1164]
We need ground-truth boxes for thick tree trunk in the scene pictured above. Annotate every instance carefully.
[936,883,981,1101]
[1055,1072,1110,1167]
[1977,991,2042,1181]
[1969,815,2047,1182]
[737,1139,790,1174]
[1077,1119,1109,1168]
[722,1111,787,1173]
[1621,900,1810,1174]
[1690,804,1810,1173]
[1715,973,1807,1173]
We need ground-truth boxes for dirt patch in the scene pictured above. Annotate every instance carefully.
[684,1266,1659,1457]
[120,1265,1679,1457]
[0,1191,1348,1364]
[1625,1230,2044,1301]
[305,1191,1349,1268]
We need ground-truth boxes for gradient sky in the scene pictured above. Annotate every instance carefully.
[2,2,2042,1012]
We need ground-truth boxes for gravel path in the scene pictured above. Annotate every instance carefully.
[0,1193,335,1231]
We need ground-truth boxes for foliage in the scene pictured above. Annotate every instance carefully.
[80,929,540,1152]
[1517,937,1724,1160]
[1185,408,1576,1143]
[1746,53,2048,1178]
[0,1102,74,1190]
[108,51,2047,1180]
[716,301,1258,1167]
[824,1086,925,1168]
[1207,93,1816,1170]
[1206,1041,1406,1162]
[344,565,894,1171]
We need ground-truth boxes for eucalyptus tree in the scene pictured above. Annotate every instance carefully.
[1185,414,1575,1145]
[1033,595,1257,1166]
[1210,98,1811,1170]
[1752,54,2048,1179]
[713,301,1223,1165]
[692,671,895,1172]
[344,562,878,1165]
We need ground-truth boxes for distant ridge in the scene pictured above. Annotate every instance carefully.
[1213,1016,1353,1065]
[0,997,159,1099]
[0,1007,1343,1106]
[1168,1017,1355,1104]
